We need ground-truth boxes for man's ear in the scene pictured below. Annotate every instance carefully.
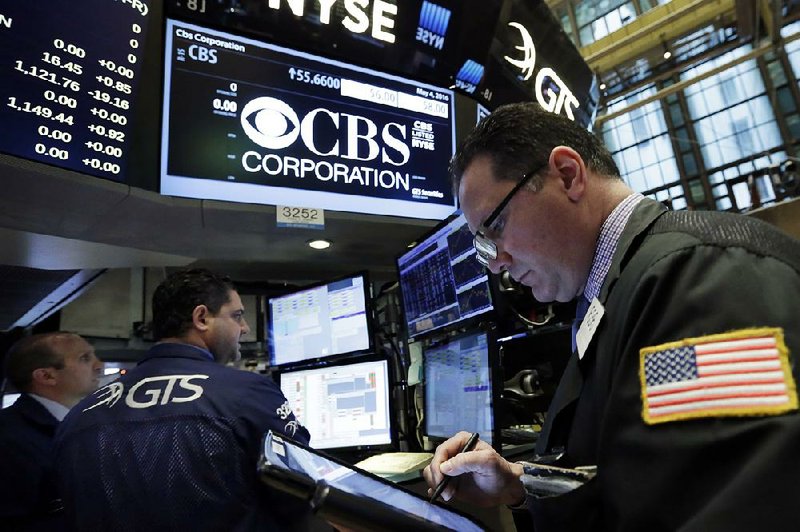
[550,146,587,202]
[31,367,57,388]
[192,304,211,332]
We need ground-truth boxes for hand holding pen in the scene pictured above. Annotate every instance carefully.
[423,431,527,507]
[429,432,480,502]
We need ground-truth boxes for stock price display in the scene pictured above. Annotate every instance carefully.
[0,0,151,182]
[161,19,456,220]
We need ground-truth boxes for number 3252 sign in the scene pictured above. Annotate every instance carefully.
[276,205,325,230]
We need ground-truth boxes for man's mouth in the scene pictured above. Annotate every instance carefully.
[517,270,533,285]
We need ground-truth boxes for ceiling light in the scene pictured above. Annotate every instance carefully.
[663,49,672,60]
[599,82,607,91]
[307,239,331,250]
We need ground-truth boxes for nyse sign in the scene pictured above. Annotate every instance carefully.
[504,21,579,121]
[267,0,398,44]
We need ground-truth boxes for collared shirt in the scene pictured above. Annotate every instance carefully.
[29,393,70,421]
[583,192,645,302]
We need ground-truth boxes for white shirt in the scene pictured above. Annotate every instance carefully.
[29,393,71,421]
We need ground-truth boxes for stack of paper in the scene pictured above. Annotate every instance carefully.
[355,452,434,483]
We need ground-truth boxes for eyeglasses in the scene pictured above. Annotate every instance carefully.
[473,163,547,267]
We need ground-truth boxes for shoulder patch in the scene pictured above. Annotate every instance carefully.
[639,327,797,425]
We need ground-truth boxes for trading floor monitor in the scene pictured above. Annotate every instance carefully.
[397,212,495,340]
[268,272,373,368]
[278,358,393,451]
[423,329,498,447]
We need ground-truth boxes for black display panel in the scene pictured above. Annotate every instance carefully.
[460,0,598,126]
[162,19,457,219]
[397,212,494,339]
[424,329,497,446]
[268,272,374,368]
[165,0,502,93]
[0,0,153,182]
[165,1,596,128]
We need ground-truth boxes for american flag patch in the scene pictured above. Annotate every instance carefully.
[640,328,797,425]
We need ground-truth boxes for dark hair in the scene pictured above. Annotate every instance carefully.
[152,269,235,341]
[450,102,621,193]
[5,332,72,391]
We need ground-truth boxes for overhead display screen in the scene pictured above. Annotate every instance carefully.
[165,0,502,95]
[0,0,152,182]
[162,19,457,219]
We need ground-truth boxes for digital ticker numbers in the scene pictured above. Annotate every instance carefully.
[0,1,151,182]
[161,19,457,220]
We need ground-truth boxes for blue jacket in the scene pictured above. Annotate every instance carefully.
[0,393,64,531]
[54,343,311,531]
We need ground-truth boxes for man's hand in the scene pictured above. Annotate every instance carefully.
[422,431,526,507]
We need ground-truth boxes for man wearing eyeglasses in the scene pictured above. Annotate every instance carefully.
[53,269,314,531]
[424,102,800,531]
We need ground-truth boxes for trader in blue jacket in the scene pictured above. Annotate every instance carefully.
[55,268,312,531]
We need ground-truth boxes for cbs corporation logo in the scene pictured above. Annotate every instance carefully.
[240,97,300,150]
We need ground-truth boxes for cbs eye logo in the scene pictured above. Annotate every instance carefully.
[240,97,300,150]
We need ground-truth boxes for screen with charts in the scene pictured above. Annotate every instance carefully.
[397,212,494,339]
[424,330,494,445]
[278,358,392,450]
[268,273,372,367]
[161,18,457,220]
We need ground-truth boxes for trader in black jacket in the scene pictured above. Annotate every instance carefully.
[0,331,102,531]
[55,268,313,531]
[424,102,800,531]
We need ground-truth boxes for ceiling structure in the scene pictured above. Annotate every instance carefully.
[544,0,800,104]
[0,152,436,287]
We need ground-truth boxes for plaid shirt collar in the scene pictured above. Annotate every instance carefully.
[583,192,645,302]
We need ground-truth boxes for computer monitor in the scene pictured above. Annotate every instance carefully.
[397,212,494,340]
[268,272,373,368]
[423,329,498,447]
[278,358,393,451]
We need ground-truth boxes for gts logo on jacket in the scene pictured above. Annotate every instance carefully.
[84,375,209,411]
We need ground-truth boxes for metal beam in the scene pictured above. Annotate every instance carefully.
[580,0,737,73]
[593,33,800,126]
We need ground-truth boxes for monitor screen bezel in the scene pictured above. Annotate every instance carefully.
[421,326,501,451]
[395,211,497,341]
[274,354,397,454]
[266,270,375,369]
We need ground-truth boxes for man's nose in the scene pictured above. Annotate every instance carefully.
[487,249,512,274]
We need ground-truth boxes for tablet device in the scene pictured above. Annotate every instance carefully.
[258,431,484,532]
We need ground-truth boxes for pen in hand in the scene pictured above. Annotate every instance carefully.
[430,432,480,503]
